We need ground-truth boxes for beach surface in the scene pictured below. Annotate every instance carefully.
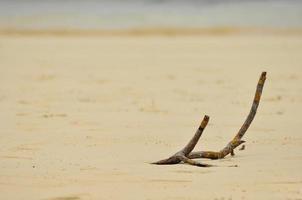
[0,33,302,200]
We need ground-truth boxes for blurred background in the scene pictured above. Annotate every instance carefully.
[1,1,302,200]
[0,0,302,31]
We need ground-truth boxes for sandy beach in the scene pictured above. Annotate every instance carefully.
[0,32,302,199]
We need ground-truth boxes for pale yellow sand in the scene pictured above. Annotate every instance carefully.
[0,33,302,200]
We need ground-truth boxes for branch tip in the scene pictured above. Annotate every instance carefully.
[200,115,210,128]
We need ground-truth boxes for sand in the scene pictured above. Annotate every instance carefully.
[0,33,302,200]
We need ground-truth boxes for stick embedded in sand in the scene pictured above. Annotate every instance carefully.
[188,72,266,160]
[152,72,267,167]
[151,115,212,167]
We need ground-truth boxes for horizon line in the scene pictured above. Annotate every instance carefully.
[1,27,302,37]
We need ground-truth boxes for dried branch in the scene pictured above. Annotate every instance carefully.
[152,72,267,167]
[188,72,266,160]
[151,115,212,167]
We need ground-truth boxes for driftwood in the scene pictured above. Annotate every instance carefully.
[152,72,267,167]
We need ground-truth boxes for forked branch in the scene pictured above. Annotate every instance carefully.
[152,72,267,167]
[188,72,266,160]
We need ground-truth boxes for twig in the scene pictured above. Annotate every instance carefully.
[188,72,266,159]
[152,72,267,167]
[151,115,212,167]
[239,145,245,151]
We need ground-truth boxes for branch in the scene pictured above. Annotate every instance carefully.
[181,115,209,155]
[188,72,267,159]
[152,115,211,167]
[177,155,212,167]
